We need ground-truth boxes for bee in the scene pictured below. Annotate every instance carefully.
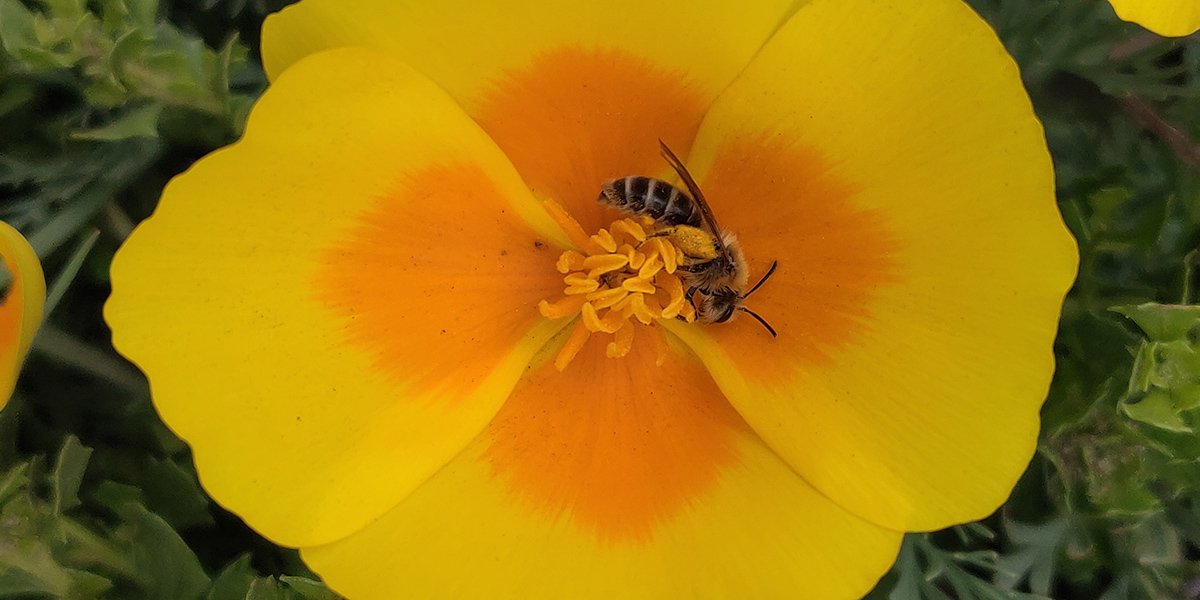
[598,141,778,336]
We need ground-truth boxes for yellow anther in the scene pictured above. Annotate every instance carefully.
[590,228,618,253]
[582,254,629,275]
[587,287,628,309]
[557,250,586,274]
[611,219,647,244]
[539,295,587,319]
[628,293,659,325]
[622,277,657,295]
[563,273,599,295]
[638,255,663,279]
[600,307,627,332]
[541,212,694,371]
[627,248,645,270]
[659,241,677,273]
[606,322,635,358]
[659,272,687,319]
[564,273,594,287]
[580,301,605,332]
[555,320,592,372]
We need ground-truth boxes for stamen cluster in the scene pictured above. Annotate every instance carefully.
[538,202,696,371]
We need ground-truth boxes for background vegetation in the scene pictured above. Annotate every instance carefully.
[2,0,1199,598]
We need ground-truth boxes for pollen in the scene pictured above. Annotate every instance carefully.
[538,200,696,371]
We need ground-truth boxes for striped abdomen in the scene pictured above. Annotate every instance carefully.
[598,176,701,227]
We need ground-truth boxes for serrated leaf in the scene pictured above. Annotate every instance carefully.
[207,554,257,600]
[889,537,923,600]
[0,462,29,506]
[1121,390,1192,432]
[245,577,294,600]
[72,105,161,140]
[51,435,92,515]
[1086,449,1161,515]
[995,517,1070,595]
[140,457,212,530]
[1149,340,1200,389]
[280,576,341,600]
[1113,303,1200,341]
[90,480,144,513]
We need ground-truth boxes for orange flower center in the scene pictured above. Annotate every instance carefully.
[537,200,696,371]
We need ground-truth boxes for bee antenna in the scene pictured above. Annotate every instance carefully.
[743,260,778,298]
[740,307,777,338]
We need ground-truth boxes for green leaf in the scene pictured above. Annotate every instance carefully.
[25,140,158,259]
[280,576,341,600]
[0,0,37,56]
[1112,303,1200,341]
[43,228,99,318]
[1085,447,1161,515]
[995,517,1070,595]
[116,502,210,600]
[43,0,86,19]
[245,577,295,600]
[0,568,57,596]
[207,554,257,600]
[1121,390,1191,432]
[139,457,212,530]
[72,105,161,140]
[125,0,158,30]
[0,462,29,506]
[51,435,93,515]
[888,537,923,600]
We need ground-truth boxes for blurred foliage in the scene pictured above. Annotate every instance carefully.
[2,0,1200,598]
[876,0,1200,598]
[0,0,342,597]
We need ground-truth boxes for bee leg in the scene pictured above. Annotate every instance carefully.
[685,286,701,311]
[637,226,678,250]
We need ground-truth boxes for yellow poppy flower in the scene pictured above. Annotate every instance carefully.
[0,221,45,408]
[1107,0,1200,36]
[104,0,1078,598]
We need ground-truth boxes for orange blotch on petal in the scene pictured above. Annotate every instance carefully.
[475,47,708,231]
[701,135,902,379]
[317,164,562,398]
[481,339,749,544]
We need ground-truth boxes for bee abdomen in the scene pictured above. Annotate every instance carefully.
[599,176,700,227]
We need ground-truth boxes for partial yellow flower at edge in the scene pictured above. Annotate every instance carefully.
[1107,0,1200,36]
[105,0,1078,598]
[0,221,45,408]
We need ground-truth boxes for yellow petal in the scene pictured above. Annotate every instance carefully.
[262,0,801,102]
[302,339,901,600]
[105,47,570,548]
[261,0,805,231]
[669,0,1077,532]
[0,221,44,406]
[1108,0,1200,36]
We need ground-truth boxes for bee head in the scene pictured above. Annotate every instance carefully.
[701,288,741,324]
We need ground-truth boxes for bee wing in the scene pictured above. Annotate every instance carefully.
[658,140,729,259]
